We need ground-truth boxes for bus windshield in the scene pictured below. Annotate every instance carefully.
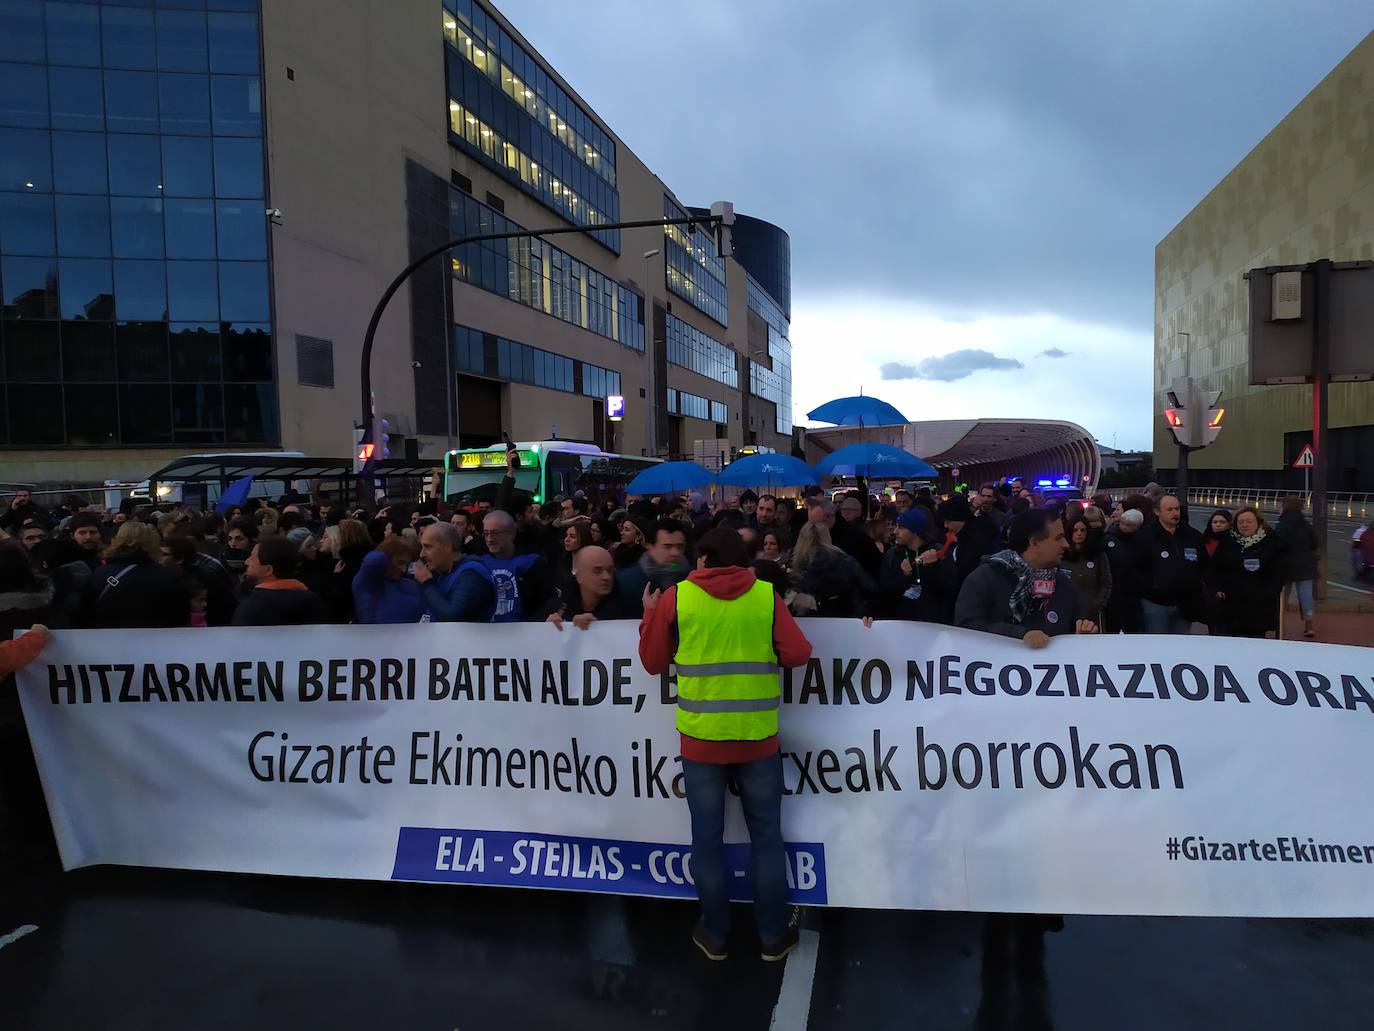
[442,442,658,507]
[443,447,541,501]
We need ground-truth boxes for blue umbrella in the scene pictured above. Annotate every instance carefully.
[215,474,255,514]
[817,443,937,479]
[716,453,819,489]
[626,461,715,496]
[807,395,908,427]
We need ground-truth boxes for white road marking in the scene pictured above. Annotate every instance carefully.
[769,928,820,1031]
[1325,580,1368,594]
[0,925,38,952]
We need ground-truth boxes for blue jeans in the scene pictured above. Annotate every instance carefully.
[1141,599,1194,635]
[681,753,789,943]
[1286,580,1316,619]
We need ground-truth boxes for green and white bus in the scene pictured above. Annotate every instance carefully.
[441,441,658,507]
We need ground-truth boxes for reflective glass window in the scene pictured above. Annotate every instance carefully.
[217,261,266,321]
[59,258,113,320]
[209,74,260,135]
[46,3,102,67]
[107,134,162,196]
[113,259,167,320]
[104,70,161,133]
[52,131,107,194]
[55,195,111,257]
[0,3,46,64]
[223,382,274,442]
[116,321,169,381]
[64,384,119,446]
[119,383,172,444]
[0,193,56,255]
[0,63,50,128]
[0,129,52,191]
[214,200,263,260]
[211,137,262,197]
[169,322,219,381]
[172,382,223,442]
[102,6,156,70]
[161,136,212,195]
[166,259,217,319]
[110,197,163,258]
[222,323,270,380]
[164,198,215,258]
[207,12,258,73]
[61,320,117,382]
[3,319,60,380]
[10,384,64,445]
[159,72,211,134]
[49,67,104,132]
[156,9,208,72]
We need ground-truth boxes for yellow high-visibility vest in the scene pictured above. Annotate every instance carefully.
[674,578,780,741]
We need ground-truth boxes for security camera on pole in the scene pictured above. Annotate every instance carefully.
[1163,376,1224,519]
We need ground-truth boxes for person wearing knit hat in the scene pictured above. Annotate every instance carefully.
[937,491,1000,584]
[68,510,105,566]
[881,505,958,623]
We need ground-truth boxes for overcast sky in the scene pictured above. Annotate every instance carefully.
[497,0,1373,450]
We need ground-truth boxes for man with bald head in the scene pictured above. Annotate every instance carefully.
[548,545,624,630]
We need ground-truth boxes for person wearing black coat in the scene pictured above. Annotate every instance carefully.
[938,494,1001,585]
[1212,507,1287,639]
[233,537,329,626]
[1274,498,1320,638]
[1101,511,1144,633]
[880,508,957,624]
[86,522,190,629]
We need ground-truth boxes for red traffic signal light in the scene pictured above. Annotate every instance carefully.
[357,443,375,461]
[1164,408,1182,428]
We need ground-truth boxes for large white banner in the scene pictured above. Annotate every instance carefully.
[16,621,1374,917]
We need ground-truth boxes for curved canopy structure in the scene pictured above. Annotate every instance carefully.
[803,419,1101,492]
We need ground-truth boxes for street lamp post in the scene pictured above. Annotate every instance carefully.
[641,247,661,458]
[355,211,731,507]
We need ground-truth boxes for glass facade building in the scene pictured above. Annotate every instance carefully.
[747,275,793,435]
[449,189,642,352]
[663,195,727,326]
[665,312,736,389]
[442,0,620,251]
[667,387,726,425]
[0,0,272,449]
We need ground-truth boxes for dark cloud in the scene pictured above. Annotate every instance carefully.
[495,0,1371,328]
[880,350,1024,382]
[1040,347,1070,358]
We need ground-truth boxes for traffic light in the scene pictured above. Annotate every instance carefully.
[1201,391,1224,446]
[353,423,373,474]
[373,416,391,460]
[1164,378,1224,449]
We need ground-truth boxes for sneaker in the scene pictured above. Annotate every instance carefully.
[692,925,728,961]
[760,925,800,962]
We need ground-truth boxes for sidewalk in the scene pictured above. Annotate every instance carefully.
[1279,606,1370,647]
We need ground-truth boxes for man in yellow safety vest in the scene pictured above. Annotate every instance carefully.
[638,526,813,962]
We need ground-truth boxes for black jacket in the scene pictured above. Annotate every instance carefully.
[879,543,957,624]
[954,558,1083,640]
[1274,512,1319,582]
[793,546,877,618]
[86,554,190,629]
[1130,520,1207,620]
[951,517,1002,584]
[1102,525,1141,633]
[1212,532,1287,638]
[232,583,329,626]
[831,517,883,579]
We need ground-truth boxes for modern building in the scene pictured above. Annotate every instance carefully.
[1154,30,1374,490]
[804,419,1101,492]
[0,0,795,486]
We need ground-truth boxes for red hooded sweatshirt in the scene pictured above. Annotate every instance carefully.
[638,566,813,764]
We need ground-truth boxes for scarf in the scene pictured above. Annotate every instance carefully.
[639,551,688,591]
[986,548,1036,624]
[1232,527,1267,549]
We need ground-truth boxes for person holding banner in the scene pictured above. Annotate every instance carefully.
[880,507,956,624]
[638,527,813,963]
[954,510,1097,645]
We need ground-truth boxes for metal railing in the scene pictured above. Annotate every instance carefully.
[1114,487,1374,524]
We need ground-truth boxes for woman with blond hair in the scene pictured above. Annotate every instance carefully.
[788,521,876,618]
[324,518,373,622]
[87,521,190,629]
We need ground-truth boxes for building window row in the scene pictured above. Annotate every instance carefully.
[666,312,737,388]
[453,323,622,400]
[440,0,614,186]
[667,387,726,425]
[0,317,275,448]
[663,195,727,326]
[447,96,617,250]
[746,274,793,434]
[449,189,643,352]
[0,5,260,74]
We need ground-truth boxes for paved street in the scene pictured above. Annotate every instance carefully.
[3,868,1374,1029]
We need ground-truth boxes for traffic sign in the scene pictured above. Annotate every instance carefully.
[1293,444,1315,469]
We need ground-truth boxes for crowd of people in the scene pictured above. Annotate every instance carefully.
[0,472,1323,641]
